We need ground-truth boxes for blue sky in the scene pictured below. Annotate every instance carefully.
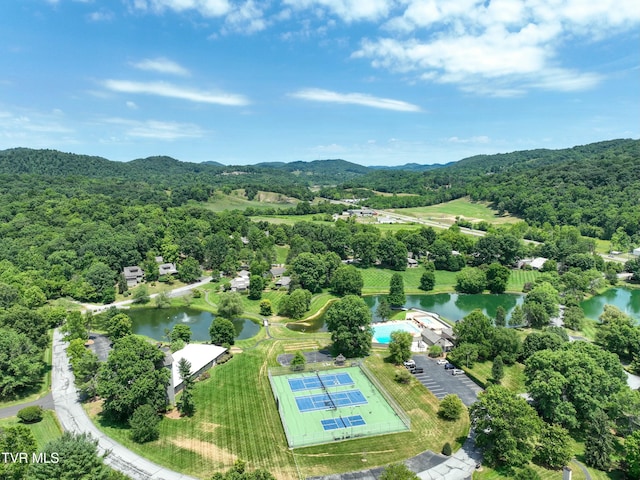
[0,0,638,166]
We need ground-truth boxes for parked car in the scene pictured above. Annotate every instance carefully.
[411,367,424,374]
[444,363,455,369]
[436,359,447,365]
[452,369,465,375]
[403,359,415,368]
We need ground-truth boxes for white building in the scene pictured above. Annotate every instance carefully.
[167,344,227,403]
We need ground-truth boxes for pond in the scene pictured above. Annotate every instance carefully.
[580,287,640,323]
[287,293,525,333]
[126,307,260,342]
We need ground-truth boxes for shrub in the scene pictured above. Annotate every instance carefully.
[442,442,452,456]
[395,369,411,384]
[17,406,43,423]
[129,404,160,443]
[438,394,465,421]
[199,372,211,381]
[428,345,443,357]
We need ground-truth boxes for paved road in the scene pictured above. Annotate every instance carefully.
[81,277,212,313]
[0,393,54,419]
[51,329,200,480]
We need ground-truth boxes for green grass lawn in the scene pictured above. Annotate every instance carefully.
[506,270,541,292]
[388,197,520,225]
[462,361,526,393]
[203,190,300,212]
[249,214,324,225]
[0,410,62,448]
[87,342,469,479]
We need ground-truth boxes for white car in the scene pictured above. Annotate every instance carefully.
[436,359,447,365]
[403,360,415,368]
[452,369,465,375]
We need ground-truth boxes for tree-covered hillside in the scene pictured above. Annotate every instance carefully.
[347,139,640,239]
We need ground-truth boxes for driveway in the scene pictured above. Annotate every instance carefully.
[412,356,483,407]
[0,394,54,419]
[51,329,199,480]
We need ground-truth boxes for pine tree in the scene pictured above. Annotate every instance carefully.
[492,355,504,383]
[584,410,614,470]
[388,273,405,307]
[176,358,196,416]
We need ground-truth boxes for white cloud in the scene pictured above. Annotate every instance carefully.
[353,0,640,95]
[290,88,421,112]
[103,117,204,140]
[223,0,268,34]
[282,0,395,22]
[128,0,231,17]
[126,101,139,109]
[131,57,190,76]
[102,79,250,106]
[88,10,115,22]
[0,109,77,149]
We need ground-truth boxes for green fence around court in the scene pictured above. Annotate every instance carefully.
[268,363,410,448]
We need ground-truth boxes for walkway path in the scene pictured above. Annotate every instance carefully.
[51,329,199,480]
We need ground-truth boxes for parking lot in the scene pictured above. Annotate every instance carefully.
[411,355,483,406]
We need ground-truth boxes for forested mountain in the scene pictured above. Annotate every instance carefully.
[1,139,638,239]
[346,139,640,239]
[368,162,452,171]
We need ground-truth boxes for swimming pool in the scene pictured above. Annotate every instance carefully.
[372,321,422,344]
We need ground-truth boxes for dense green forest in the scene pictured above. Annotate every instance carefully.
[340,139,640,239]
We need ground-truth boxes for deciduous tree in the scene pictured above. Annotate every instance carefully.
[209,318,236,346]
[330,265,363,296]
[97,335,170,422]
[388,331,413,365]
[470,386,542,468]
[217,292,244,319]
[325,295,373,358]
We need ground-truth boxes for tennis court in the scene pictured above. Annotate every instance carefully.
[269,365,410,448]
[295,389,367,412]
[288,372,354,392]
[321,415,366,431]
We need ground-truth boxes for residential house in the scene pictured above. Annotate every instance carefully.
[269,266,286,278]
[420,328,454,352]
[159,262,178,276]
[122,266,144,287]
[407,257,419,268]
[166,344,227,404]
[275,276,291,288]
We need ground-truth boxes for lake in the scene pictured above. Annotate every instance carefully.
[126,307,260,342]
[580,287,640,323]
[287,293,525,333]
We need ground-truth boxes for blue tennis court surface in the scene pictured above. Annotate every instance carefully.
[288,373,354,392]
[295,389,368,412]
[321,415,367,431]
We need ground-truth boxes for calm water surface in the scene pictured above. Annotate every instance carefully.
[580,287,640,323]
[126,307,260,341]
[288,293,524,333]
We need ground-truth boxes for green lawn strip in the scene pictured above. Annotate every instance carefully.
[506,270,540,292]
[0,410,62,448]
[0,331,53,409]
[275,245,290,264]
[249,215,322,225]
[462,361,526,393]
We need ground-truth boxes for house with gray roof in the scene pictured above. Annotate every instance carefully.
[123,266,144,287]
[159,262,178,276]
[421,328,454,352]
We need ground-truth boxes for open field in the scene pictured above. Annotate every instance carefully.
[88,342,468,479]
[203,190,301,212]
[0,410,62,448]
[387,197,520,225]
[249,214,326,225]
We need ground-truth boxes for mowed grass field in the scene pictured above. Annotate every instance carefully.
[88,342,469,479]
[204,190,300,212]
[387,197,520,225]
[0,410,62,448]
